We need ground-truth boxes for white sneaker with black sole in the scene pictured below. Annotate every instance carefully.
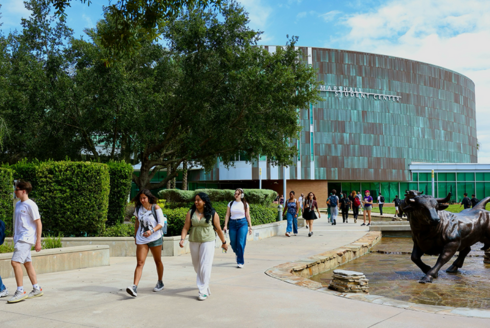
[0,288,8,298]
[126,285,137,297]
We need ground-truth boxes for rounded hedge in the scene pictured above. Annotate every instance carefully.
[158,189,277,206]
[106,161,133,226]
[0,168,13,236]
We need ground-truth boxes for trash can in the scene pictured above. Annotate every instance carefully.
[277,205,283,221]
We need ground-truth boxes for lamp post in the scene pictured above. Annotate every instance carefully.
[432,169,435,197]
[259,168,262,190]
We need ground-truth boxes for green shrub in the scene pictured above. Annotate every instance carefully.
[162,201,277,236]
[101,222,135,237]
[164,207,190,236]
[13,161,110,237]
[158,189,195,203]
[42,234,63,249]
[0,167,13,236]
[0,241,14,253]
[106,161,133,226]
[158,188,277,206]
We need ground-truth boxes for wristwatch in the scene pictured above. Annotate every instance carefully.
[222,241,227,245]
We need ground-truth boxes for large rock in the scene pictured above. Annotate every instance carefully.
[329,270,369,293]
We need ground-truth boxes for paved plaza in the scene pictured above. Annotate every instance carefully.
[1,220,489,328]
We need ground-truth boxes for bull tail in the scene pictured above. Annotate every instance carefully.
[472,196,490,211]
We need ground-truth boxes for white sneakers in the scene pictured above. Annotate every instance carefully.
[237,264,244,269]
[0,288,9,298]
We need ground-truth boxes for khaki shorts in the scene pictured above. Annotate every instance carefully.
[12,241,32,264]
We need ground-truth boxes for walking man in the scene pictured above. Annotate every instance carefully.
[470,194,479,208]
[460,193,471,210]
[393,195,402,220]
[377,193,385,216]
[8,181,43,303]
[340,193,351,223]
[327,190,339,225]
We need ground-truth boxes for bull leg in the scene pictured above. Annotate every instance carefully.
[420,242,459,284]
[447,247,471,273]
[411,244,430,274]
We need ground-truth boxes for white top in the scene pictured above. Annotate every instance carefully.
[14,199,41,245]
[378,196,384,204]
[298,196,303,207]
[133,206,165,245]
[228,201,248,220]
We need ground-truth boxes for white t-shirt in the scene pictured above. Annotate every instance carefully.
[298,196,303,208]
[14,199,41,245]
[134,206,165,245]
[378,196,384,204]
[228,201,248,219]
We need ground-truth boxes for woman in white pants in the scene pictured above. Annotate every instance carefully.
[179,192,228,301]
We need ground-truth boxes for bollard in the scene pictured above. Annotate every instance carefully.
[277,205,283,221]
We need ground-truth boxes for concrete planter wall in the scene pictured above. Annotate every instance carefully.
[0,245,110,279]
[4,219,304,258]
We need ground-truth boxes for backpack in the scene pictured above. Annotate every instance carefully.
[328,195,338,207]
[136,204,168,235]
[394,198,401,206]
[380,196,385,203]
[0,220,5,246]
[344,198,351,207]
[353,197,361,207]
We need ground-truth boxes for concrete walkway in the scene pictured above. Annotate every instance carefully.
[1,219,488,328]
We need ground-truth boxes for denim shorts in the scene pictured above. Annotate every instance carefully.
[146,237,163,248]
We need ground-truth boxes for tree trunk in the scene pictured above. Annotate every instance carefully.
[182,160,188,190]
[167,164,171,189]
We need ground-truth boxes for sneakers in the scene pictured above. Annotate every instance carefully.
[308,232,312,237]
[360,223,366,226]
[293,233,298,236]
[198,293,208,301]
[27,287,43,299]
[237,264,244,269]
[153,280,164,292]
[367,223,371,226]
[0,288,8,298]
[7,290,28,303]
[306,225,309,229]
[126,285,138,297]
[285,232,290,237]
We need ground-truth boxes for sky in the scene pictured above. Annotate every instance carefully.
[2,0,490,163]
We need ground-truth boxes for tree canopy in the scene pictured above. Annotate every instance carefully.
[0,0,320,190]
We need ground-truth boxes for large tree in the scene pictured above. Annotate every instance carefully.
[48,0,222,59]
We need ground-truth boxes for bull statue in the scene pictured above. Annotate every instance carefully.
[401,190,490,284]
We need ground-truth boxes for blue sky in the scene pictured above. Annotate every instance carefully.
[2,0,490,162]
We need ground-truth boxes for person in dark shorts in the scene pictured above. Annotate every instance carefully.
[303,192,321,237]
[126,189,166,297]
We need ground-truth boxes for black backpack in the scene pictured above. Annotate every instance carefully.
[0,220,5,246]
[380,196,385,202]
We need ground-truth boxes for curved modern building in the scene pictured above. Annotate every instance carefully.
[136,47,482,205]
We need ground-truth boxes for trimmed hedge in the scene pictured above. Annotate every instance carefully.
[0,168,13,236]
[107,161,133,226]
[164,201,277,236]
[158,189,277,206]
[13,161,110,236]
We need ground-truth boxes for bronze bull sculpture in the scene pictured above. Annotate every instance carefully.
[400,190,490,283]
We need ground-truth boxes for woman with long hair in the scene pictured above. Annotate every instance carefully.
[126,189,166,297]
[303,192,320,237]
[349,191,359,224]
[282,191,300,237]
[223,188,252,268]
[179,192,228,301]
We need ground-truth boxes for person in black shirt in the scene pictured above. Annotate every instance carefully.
[340,193,351,223]
[393,195,401,220]
[470,194,479,208]
[460,193,471,209]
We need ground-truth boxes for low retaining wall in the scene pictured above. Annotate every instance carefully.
[4,219,304,258]
[369,224,412,237]
[265,231,381,289]
[0,245,110,279]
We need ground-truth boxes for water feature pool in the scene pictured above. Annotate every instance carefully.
[310,237,490,309]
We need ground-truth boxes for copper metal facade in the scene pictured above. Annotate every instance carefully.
[291,47,477,182]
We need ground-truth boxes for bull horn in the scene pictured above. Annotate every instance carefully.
[417,191,424,195]
[409,198,416,202]
[436,193,451,203]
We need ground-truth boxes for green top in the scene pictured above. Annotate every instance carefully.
[188,210,216,243]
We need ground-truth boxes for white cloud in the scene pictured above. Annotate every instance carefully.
[82,14,94,28]
[328,0,490,163]
[1,0,31,29]
[320,10,341,22]
[238,0,272,31]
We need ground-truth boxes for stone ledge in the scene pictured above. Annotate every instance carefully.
[0,245,110,279]
[266,231,381,289]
